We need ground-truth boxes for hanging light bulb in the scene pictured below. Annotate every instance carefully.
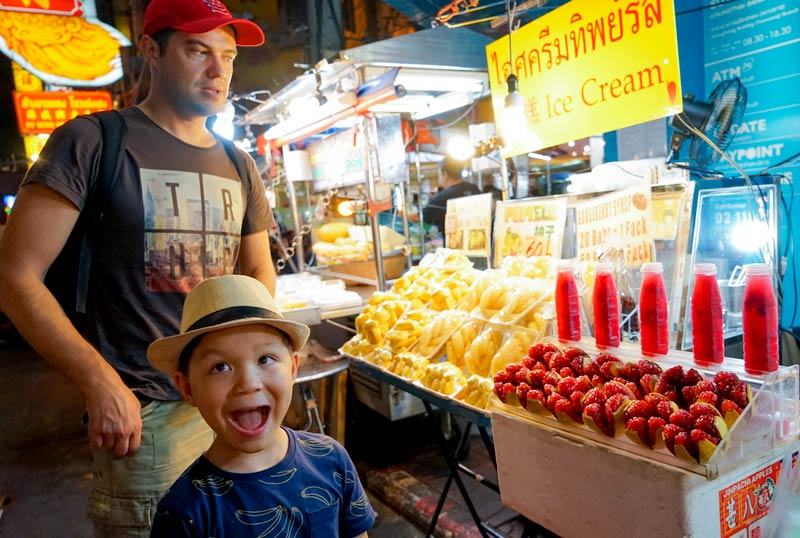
[505,73,525,110]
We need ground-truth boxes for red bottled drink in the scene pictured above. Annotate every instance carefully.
[592,262,620,348]
[742,263,779,374]
[639,262,669,356]
[691,263,724,365]
[555,261,581,342]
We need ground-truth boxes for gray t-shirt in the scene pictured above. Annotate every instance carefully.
[23,107,275,400]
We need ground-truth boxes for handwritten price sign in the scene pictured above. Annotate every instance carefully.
[493,197,567,267]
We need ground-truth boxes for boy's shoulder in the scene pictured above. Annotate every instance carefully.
[288,428,348,460]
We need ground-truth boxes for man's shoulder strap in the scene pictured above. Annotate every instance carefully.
[214,133,251,189]
[74,109,127,313]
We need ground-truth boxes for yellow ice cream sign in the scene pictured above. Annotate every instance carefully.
[486,0,682,157]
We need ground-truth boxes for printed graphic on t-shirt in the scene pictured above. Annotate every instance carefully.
[142,169,243,293]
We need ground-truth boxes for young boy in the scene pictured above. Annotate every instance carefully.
[147,275,375,537]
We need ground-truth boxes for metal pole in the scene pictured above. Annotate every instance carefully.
[283,147,304,272]
[499,158,510,202]
[414,143,426,256]
[399,180,413,272]
[364,116,386,291]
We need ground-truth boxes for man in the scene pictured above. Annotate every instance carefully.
[0,0,275,535]
[419,156,482,233]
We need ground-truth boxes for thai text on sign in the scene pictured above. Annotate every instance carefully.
[13,90,113,135]
[485,0,682,157]
[575,184,654,267]
[493,197,567,267]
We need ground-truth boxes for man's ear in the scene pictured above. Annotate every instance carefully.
[173,371,196,407]
[139,34,160,65]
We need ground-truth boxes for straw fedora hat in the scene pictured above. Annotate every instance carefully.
[147,275,310,374]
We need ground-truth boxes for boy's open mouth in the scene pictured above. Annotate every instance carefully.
[229,406,269,434]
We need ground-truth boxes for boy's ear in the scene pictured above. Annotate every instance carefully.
[173,371,196,407]
[290,351,300,382]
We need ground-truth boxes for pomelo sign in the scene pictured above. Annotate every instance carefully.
[486,0,683,157]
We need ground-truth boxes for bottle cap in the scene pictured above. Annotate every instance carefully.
[693,263,718,276]
[555,260,574,272]
[743,263,771,276]
[640,262,663,274]
[594,261,613,274]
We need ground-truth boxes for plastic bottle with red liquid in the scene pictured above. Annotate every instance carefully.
[742,263,779,374]
[638,262,669,356]
[555,261,581,342]
[691,263,724,366]
[592,262,620,348]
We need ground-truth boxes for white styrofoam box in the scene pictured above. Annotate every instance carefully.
[491,407,800,538]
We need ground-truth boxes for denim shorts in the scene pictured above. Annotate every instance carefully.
[86,399,213,538]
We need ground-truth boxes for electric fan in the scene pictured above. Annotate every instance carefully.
[669,78,747,168]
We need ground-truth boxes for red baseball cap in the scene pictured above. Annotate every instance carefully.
[143,0,265,47]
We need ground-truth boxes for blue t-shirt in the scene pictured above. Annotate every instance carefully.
[151,428,375,537]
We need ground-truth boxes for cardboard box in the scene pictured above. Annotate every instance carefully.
[492,408,799,538]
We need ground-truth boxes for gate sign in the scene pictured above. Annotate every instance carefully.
[13,90,112,135]
[0,0,83,15]
[486,0,683,157]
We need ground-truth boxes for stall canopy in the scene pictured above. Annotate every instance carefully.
[243,26,492,133]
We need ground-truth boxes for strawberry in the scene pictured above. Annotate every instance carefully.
[691,428,720,464]
[604,380,636,400]
[625,416,650,447]
[599,361,618,381]
[682,368,703,387]
[557,377,578,397]
[669,409,694,431]
[681,385,698,406]
[574,375,593,393]
[693,413,724,439]
[542,371,562,387]
[522,355,536,370]
[713,371,741,398]
[582,387,607,407]
[605,393,632,435]
[528,342,558,363]
[502,382,519,406]
[554,398,583,424]
[543,383,557,398]
[583,402,614,437]
[559,366,576,379]
[662,365,684,385]
[639,373,659,394]
[583,359,601,379]
[624,399,656,423]
[689,402,720,419]
[547,393,565,415]
[493,381,505,400]
[648,416,667,449]
[525,389,547,414]
[720,398,744,429]
[506,363,524,377]
[694,380,717,394]
[663,423,685,454]
[654,376,674,395]
[656,399,677,421]
[595,352,621,365]
[674,431,698,461]
[636,359,663,377]
[570,390,585,414]
[514,367,531,385]
[731,381,751,409]
[695,390,718,407]
[611,361,641,382]
[528,369,546,390]
[591,374,606,387]
[547,351,571,372]
[516,382,532,408]
[494,371,510,384]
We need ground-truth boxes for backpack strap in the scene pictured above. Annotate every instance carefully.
[214,133,251,190]
[74,109,127,313]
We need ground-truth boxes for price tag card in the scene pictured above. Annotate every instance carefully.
[445,193,493,259]
[574,183,655,267]
[493,197,567,267]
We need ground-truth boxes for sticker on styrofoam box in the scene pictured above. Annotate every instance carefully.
[718,459,783,538]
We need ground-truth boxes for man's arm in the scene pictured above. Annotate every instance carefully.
[0,184,142,457]
[239,229,276,295]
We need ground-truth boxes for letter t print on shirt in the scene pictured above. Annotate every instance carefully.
[142,170,244,293]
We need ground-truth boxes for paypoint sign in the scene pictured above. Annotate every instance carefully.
[486,0,683,157]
